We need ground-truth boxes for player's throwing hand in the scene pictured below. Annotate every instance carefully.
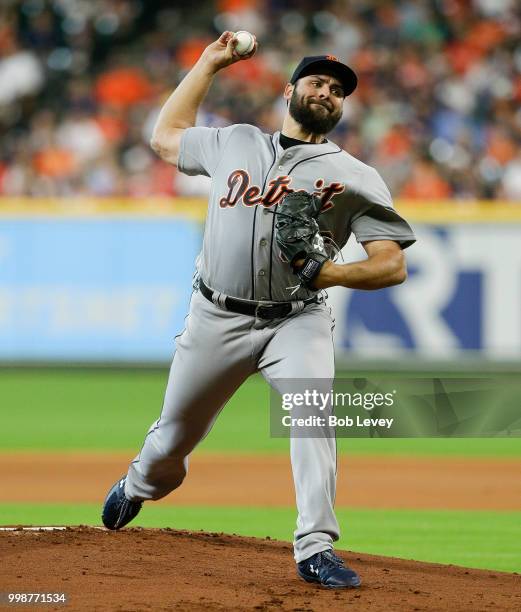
[200,31,257,73]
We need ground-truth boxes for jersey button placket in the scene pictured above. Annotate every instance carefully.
[256,155,284,298]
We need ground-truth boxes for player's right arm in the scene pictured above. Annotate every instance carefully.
[150,31,256,166]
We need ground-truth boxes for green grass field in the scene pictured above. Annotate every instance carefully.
[1,368,520,572]
[2,368,521,456]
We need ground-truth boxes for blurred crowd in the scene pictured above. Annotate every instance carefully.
[1,0,521,201]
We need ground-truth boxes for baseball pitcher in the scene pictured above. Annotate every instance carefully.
[102,31,416,588]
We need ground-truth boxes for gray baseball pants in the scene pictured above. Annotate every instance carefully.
[125,288,339,562]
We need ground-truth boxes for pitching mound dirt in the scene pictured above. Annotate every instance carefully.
[1,527,520,611]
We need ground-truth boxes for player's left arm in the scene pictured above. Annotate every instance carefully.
[312,239,407,290]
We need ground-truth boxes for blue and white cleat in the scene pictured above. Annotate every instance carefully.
[297,550,361,588]
[102,476,143,530]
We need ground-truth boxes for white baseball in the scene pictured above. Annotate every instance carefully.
[233,31,255,56]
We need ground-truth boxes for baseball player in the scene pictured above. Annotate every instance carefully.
[102,32,416,589]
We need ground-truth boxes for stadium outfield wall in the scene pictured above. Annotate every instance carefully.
[0,198,520,365]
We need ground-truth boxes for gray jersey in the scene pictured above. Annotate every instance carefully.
[122,122,417,566]
[179,124,415,301]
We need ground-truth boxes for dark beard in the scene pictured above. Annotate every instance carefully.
[288,89,342,135]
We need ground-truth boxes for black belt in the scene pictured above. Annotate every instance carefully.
[198,279,319,320]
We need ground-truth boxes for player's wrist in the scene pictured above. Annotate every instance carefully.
[195,55,221,76]
[311,260,338,289]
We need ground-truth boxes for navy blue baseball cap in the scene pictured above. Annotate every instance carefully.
[290,55,358,97]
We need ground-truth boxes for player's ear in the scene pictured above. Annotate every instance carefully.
[283,82,294,102]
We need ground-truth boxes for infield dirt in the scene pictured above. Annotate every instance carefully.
[2,452,521,610]
[1,527,520,611]
[2,452,521,509]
